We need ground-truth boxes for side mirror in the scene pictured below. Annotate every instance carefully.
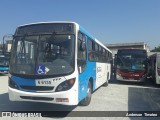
[80,41,86,51]
[3,34,13,41]
[2,34,13,54]
[115,54,117,59]
[114,54,117,64]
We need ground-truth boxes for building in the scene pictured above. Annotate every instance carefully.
[106,42,150,58]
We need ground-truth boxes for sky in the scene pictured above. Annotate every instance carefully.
[0,0,160,49]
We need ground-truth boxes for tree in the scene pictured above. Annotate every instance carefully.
[151,46,160,52]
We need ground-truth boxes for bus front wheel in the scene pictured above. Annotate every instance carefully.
[79,82,92,106]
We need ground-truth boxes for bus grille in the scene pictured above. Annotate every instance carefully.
[20,86,54,92]
[20,96,54,101]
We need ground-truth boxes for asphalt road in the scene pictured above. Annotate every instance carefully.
[0,74,160,120]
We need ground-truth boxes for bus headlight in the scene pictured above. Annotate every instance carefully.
[9,77,19,90]
[55,78,75,92]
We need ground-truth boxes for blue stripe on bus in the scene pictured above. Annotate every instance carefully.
[11,76,36,86]
[78,62,96,102]
[0,67,9,71]
[79,26,95,40]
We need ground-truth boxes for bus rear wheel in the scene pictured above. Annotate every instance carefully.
[103,80,108,87]
[79,82,92,106]
[103,73,109,87]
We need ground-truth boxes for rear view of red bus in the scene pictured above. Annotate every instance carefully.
[115,49,148,83]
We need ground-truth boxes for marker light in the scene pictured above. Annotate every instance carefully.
[69,79,75,85]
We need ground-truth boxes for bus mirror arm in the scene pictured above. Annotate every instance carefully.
[78,66,82,74]
[147,58,150,63]
[80,41,86,51]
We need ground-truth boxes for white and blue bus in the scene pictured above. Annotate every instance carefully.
[8,22,112,106]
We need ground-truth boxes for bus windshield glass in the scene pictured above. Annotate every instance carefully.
[16,23,74,35]
[0,55,5,65]
[10,34,75,76]
[117,52,147,72]
[0,54,9,66]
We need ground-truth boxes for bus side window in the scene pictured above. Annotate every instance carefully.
[78,32,86,73]
[88,38,94,61]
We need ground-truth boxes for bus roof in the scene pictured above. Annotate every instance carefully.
[95,39,112,53]
[18,21,78,28]
[118,48,146,51]
[17,21,112,53]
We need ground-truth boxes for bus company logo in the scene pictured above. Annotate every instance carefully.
[97,67,102,73]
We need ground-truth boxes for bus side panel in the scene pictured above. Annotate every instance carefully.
[78,62,96,102]
[11,76,36,89]
[156,61,160,84]
[96,63,109,88]
[96,63,105,88]
[155,74,160,84]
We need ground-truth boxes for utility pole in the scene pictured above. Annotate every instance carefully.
[3,35,6,55]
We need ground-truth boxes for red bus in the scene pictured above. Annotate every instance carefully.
[115,49,148,83]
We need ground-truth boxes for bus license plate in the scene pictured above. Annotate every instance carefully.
[36,79,53,86]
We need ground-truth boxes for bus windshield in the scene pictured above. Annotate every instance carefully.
[0,54,9,66]
[10,34,75,77]
[0,55,5,64]
[117,54,146,72]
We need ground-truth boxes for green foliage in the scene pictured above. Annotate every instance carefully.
[151,46,160,52]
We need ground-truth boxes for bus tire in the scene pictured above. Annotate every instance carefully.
[79,82,92,106]
[103,72,109,87]
[103,80,108,87]
[139,82,145,85]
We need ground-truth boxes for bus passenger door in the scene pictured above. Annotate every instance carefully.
[77,32,88,102]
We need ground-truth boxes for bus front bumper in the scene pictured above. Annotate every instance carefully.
[116,74,146,82]
[8,87,78,105]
